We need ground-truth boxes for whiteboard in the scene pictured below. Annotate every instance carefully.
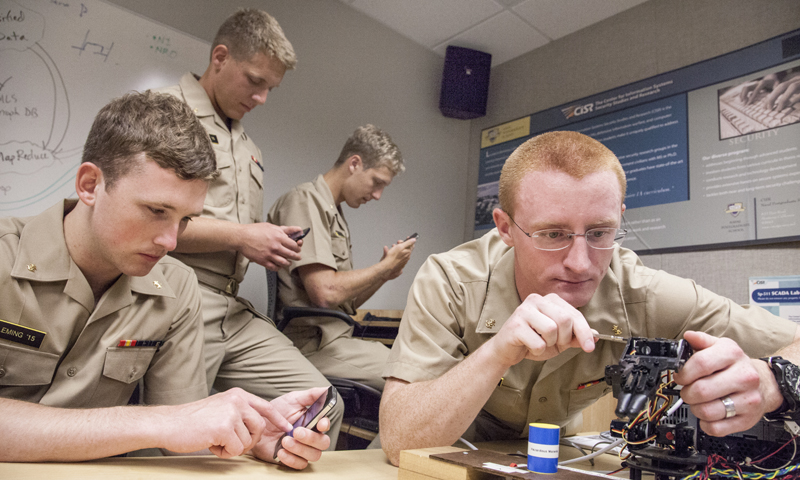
[0,0,210,217]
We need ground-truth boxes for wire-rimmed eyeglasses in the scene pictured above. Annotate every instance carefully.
[509,216,627,251]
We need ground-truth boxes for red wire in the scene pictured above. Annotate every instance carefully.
[751,434,798,464]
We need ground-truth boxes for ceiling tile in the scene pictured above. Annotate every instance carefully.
[513,0,648,40]
[347,0,502,48]
[433,11,549,66]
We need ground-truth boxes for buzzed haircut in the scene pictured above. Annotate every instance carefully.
[499,131,626,217]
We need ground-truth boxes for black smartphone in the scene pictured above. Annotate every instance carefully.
[273,385,337,459]
[289,227,310,241]
[405,232,419,241]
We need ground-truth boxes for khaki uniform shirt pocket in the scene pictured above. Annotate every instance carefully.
[330,235,350,263]
[206,149,234,208]
[329,234,356,315]
[0,343,59,386]
[249,160,264,222]
[102,347,157,385]
[484,384,525,427]
[567,381,611,418]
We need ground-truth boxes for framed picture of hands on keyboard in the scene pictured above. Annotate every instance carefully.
[719,66,800,140]
[478,29,800,253]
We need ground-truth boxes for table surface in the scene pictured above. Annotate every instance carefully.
[0,439,627,480]
[0,448,398,480]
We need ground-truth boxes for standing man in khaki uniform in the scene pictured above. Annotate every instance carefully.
[0,91,331,467]
[268,125,415,392]
[380,131,800,465]
[157,9,344,442]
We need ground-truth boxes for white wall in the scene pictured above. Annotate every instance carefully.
[105,0,472,312]
[467,0,800,304]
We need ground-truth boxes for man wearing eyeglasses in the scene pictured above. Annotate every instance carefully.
[379,131,800,465]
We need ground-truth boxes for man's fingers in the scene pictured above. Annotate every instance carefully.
[283,428,327,460]
[240,406,268,451]
[290,387,329,410]
[249,397,292,433]
[294,427,330,452]
[682,330,716,351]
[517,297,558,347]
[275,445,310,471]
[233,420,257,454]
[315,416,331,434]
[209,431,245,459]
[515,323,549,356]
[534,294,593,352]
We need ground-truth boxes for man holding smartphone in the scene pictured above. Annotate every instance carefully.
[267,125,416,392]
[156,8,345,445]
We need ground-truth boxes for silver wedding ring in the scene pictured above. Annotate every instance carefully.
[721,395,736,419]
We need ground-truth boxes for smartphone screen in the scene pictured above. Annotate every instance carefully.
[405,232,419,241]
[289,227,310,241]
[274,386,337,459]
[287,385,336,436]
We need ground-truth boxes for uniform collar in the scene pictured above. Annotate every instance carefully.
[179,72,245,138]
[312,173,349,226]
[11,200,176,313]
[11,200,76,282]
[477,245,520,334]
[312,174,337,212]
[579,245,630,338]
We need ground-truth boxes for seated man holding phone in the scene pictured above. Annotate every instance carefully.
[267,125,416,392]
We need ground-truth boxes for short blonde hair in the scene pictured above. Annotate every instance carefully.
[213,8,297,69]
[498,131,626,217]
[334,124,405,175]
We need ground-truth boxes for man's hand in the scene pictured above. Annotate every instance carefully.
[764,75,800,111]
[739,74,778,105]
[238,223,303,271]
[673,331,783,437]
[380,237,416,280]
[161,388,292,458]
[486,293,596,368]
[249,387,332,470]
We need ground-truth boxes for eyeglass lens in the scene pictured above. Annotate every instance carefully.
[533,228,625,250]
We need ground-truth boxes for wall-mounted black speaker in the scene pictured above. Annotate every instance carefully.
[439,46,491,120]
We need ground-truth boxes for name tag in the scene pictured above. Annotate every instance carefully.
[0,319,46,349]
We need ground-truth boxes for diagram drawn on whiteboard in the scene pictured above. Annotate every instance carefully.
[0,0,209,217]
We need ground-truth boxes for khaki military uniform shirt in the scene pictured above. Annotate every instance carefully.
[385,229,797,438]
[156,78,343,435]
[0,201,207,408]
[157,73,264,286]
[268,175,357,347]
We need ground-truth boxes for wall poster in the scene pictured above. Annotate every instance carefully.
[477,29,800,253]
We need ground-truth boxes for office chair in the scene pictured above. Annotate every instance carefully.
[267,270,382,449]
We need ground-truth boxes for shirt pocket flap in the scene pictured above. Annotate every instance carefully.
[484,384,525,426]
[567,381,611,417]
[249,159,264,188]
[0,343,59,386]
[103,347,157,384]
[331,235,350,261]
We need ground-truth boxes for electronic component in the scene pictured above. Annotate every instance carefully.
[604,337,800,480]
[604,337,692,420]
